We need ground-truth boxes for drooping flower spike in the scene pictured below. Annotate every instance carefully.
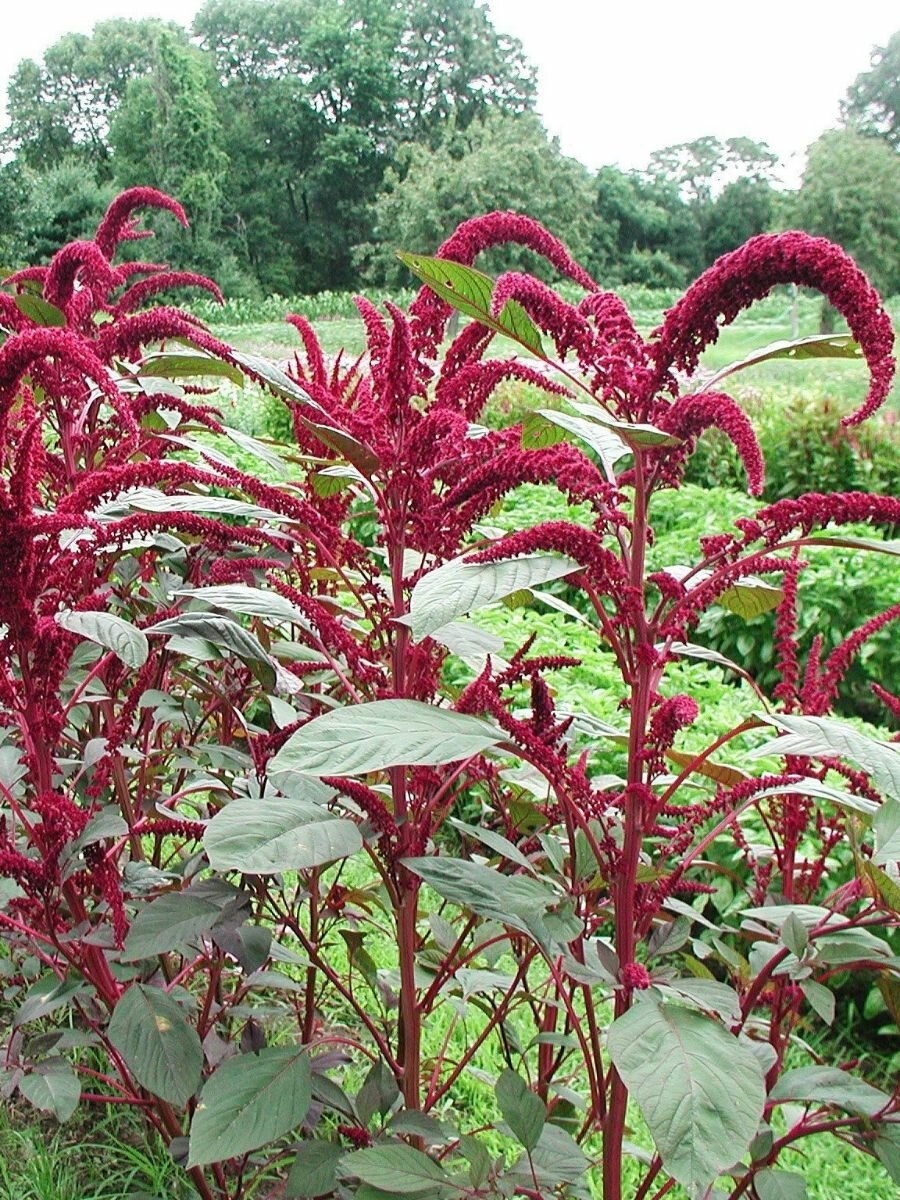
[649,231,895,424]
[93,187,188,257]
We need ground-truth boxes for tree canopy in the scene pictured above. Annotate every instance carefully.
[1,10,897,298]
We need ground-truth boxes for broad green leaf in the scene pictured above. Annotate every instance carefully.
[172,584,309,627]
[109,486,286,522]
[122,893,222,961]
[449,818,535,873]
[19,1059,80,1122]
[753,715,900,801]
[702,333,861,390]
[753,777,878,815]
[340,1144,452,1194]
[718,577,784,618]
[522,408,629,480]
[403,856,576,951]
[874,797,900,865]
[55,609,148,670]
[430,620,506,670]
[496,1069,545,1151]
[296,415,380,476]
[268,699,502,777]
[802,534,900,557]
[769,1066,889,1117]
[755,1168,809,1200]
[108,984,202,1107]
[607,999,766,1193]
[400,553,579,642]
[565,397,682,447]
[508,1124,589,1188]
[150,613,277,689]
[286,1141,346,1197]
[188,1046,312,1167]
[656,978,741,1021]
[14,977,84,1028]
[874,1124,900,1185]
[660,565,783,618]
[232,351,328,413]
[397,252,543,354]
[800,980,835,1025]
[498,298,544,355]
[139,353,244,386]
[204,794,361,873]
[14,294,67,326]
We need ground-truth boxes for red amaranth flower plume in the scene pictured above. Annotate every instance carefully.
[94,187,188,257]
[656,391,765,495]
[409,211,597,355]
[649,231,895,425]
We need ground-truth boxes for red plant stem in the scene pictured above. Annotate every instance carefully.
[604,451,653,1200]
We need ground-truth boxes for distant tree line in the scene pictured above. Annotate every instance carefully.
[0,3,897,297]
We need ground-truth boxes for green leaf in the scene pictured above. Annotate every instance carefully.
[268,699,502,777]
[295,415,380,476]
[108,984,202,1107]
[659,565,783,618]
[508,1123,589,1188]
[122,893,222,961]
[355,1060,400,1125]
[449,819,535,873]
[172,584,310,627]
[703,333,861,390]
[403,856,573,952]
[110,486,286,522]
[522,408,629,481]
[752,777,878,816]
[753,715,900,801]
[755,1168,809,1200]
[606,999,766,1193]
[874,797,900,865]
[55,609,149,670]
[188,1046,312,1167]
[874,1123,900,1185]
[801,534,900,557]
[204,794,361,873]
[800,980,835,1025]
[400,553,579,642]
[718,577,784,618]
[139,353,244,386]
[19,1059,80,1122]
[397,252,543,355]
[286,1141,346,1197]
[566,397,682,448]
[232,351,328,413]
[150,613,277,690]
[14,976,84,1028]
[769,1066,889,1117]
[496,1069,545,1151]
[340,1145,452,1194]
[14,294,67,327]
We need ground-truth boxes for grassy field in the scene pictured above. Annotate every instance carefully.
[2,290,897,1200]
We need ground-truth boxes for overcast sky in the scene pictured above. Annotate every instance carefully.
[1,0,896,185]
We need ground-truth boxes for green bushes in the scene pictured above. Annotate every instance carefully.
[685,386,900,501]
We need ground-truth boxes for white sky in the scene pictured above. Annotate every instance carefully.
[0,0,896,186]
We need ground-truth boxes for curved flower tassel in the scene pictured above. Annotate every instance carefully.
[650,231,895,425]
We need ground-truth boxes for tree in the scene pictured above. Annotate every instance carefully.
[796,128,900,298]
[192,0,537,291]
[842,30,900,150]
[591,166,697,286]
[648,136,778,205]
[357,113,595,288]
[2,20,188,173]
[109,33,233,282]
